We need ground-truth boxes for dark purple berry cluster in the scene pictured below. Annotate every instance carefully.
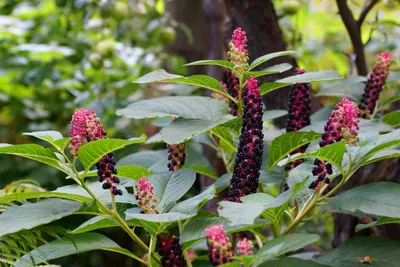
[96,152,122,195]
[285,69,312,171]
[167,143,186,172]
[359,52,392,119]
[227,76,263,202]
[226,70,240,116]
[157,232,186,267]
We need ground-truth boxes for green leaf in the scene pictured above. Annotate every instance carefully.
[116,96,228,120]
[269,132,321,170]
[387,71,400,83]
[316,76,366,100]
[78,136,146,171]
[316,237,400,267]
[82,165,152,181]
[245,63,292,78]
[184,60,235,70]
[0,199,82,237]
[220,117,242,135]
[160,117,230,144]
[249,50,297,70]
[262,110,287,121]
[125,211,193,236]
[169,186,215,215]
[0,192,91,204]
[158,168,197,212]
[260,82,289,96]
[326,182,400,218]
[218,201,269,225]
[210,126,237,153]
[117,149,168,169]
[180,216,266,249]
[53,137,73,152]
[133,70,232,100]
[259,258,329,267]
[0,144,72,176]
[71,216,118,234]
[22,131,63,143]
[14,233,142,267]
[253,234,320,266]
[276,70,343,84]
[383,111,400,127]
[356,217,400,232]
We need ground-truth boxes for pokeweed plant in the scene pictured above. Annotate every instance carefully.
[0,28,400,267]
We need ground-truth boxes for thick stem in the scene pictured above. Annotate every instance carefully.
[179,221,193,267]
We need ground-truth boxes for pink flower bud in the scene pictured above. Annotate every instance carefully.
[205,225,233,266]
[237,238,254,255]
[359,52,392,119]
[135,176,159,214]
[227,27,249,78]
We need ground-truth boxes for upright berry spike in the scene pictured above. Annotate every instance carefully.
[156,232,186,267]
[225,70,240,116]
[359,52,393,119]
[237,238,254,255]
[167,118,186,171]
[309,98,359,189]
[285,68,312,170]
[227,27,249,77]
[205,225,233,266]
[227,76,263,202]
[135,176,159,214]
[69,109,121,195]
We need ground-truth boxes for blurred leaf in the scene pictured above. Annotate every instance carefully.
[317,76,366,100]
[383,111,400,127]
[0,191,91,203]
[260,82,289,96]
[245,63,293,78]
[184,60,235,70]
[276,70,343,84]
[259,258,329,267]
[249,51,297,70]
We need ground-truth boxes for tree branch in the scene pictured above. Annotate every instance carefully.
[336,0,368,75]
[357,0,379,28]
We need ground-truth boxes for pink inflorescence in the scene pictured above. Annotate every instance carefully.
[227,76,263,202]
[135,176,159,214]
[285,68,312,171]
[69,108,121,195]
[227,27,249,68]
[359,52,393,119]
[237,238,254,255]
[309,98,359,189]
[205,224,233,266]
[156,232,186,267]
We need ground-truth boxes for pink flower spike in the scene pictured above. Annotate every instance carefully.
[227,27,249,77]
[205,224,233,266]
[135,176,159,214]
[237,238,254,255]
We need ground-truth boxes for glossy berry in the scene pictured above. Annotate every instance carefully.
[135,176,159,214]
[359,52,392,119]
[167,143,186,172]
[227,76,263,202]
[309,98,359,189]
[205,224,233,266]
[156,232,186,267]
[285,69,312,170]
[96,152,121,196]
[225,70,240,116]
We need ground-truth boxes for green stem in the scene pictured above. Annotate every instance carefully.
[148,236,156,267]
[179,221,193,267]
[271,223,281,238]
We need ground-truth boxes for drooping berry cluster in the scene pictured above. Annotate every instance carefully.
[69,109,121,195]
[156,232,186,267]
[237,238,254,255]
[135,176,159,214]
[167,118,186,172]
[309,98,359,189]
[167,143,186,171]
[97,153,122,195]
[359,52,392,119]
[285,69,312,170]
[205,224,233,266]
[227,76,264,202]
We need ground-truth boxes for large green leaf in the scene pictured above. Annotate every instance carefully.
[22,131,63,143]
[133,70,232,100]
[116,96,228,120]
[83,165,152,181]
[0,191,91,203]
[0,144,72,176]
[184,60,235,70]
[78,136,146,170]
[117,149,168,170]
[0,199,82,237]
[316,76,366,100]
[169,185,215,215]
[14,233,142,267]
[260,82,289,96]
[210,126,237,153]
[316,237,400,267]
[259,258,329,267]
[245,63,293,78]
[218,201,269,225]
[253,234,321,266]
[276,70,343,83]
[383,111,400,127]
[158,168,197,212]
[249,50,297,70]
[71,216,119,234]
[326,182,400,218]
[355,217,400,232]
[269,132,321,170]
[160,117,230,144]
